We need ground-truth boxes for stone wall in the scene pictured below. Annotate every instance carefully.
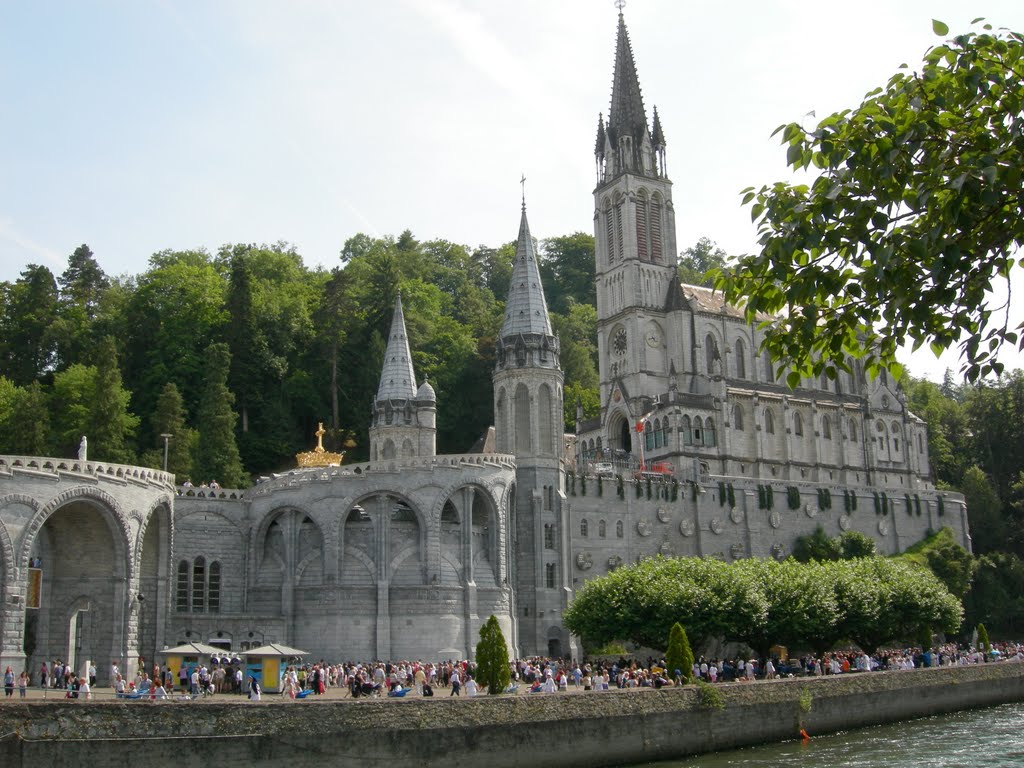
[1,663,1021,767]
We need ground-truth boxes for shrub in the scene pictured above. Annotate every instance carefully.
[475,615,511,695]
[664,622,694,684]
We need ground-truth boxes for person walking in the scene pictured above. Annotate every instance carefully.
[3,666,14,697]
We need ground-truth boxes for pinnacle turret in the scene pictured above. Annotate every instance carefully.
[376,293,417,401]
[500,206,553,339]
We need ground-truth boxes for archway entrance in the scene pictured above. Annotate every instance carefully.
[28,499,126,684]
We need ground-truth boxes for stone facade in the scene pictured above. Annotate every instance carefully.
[0,10,970,677]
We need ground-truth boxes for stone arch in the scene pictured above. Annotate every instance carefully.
[20,486,132,576]
[704,331,722,376]
[734,338,747,379]
[514,383,531,454]
[0,517,15,585]
[538,382,554,457]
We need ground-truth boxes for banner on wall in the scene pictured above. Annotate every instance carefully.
[27,567,42,609]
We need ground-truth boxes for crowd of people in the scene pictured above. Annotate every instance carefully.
[5,640,1021,703]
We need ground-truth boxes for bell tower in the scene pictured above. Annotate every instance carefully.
[594,6,681,449]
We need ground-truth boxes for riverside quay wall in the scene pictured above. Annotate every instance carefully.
[2,663,1023,768]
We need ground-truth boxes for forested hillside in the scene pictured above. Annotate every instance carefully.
[2,235,1024,632]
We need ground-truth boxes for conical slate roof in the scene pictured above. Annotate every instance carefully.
[376,293,417,400]
[500,205,553,338]
[607,11,649,148]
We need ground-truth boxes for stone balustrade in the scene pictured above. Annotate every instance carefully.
[0,455,175,489]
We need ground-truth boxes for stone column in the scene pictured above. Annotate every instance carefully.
[0,566,27,677]
[375,496,391,661]
[461,487,478,659]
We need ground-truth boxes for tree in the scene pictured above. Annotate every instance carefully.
[51,244,109,369]
[678,237,728,287]
[195,343,246,488]
[664,623,694,683]
[0,381,50,455]
[715,22,1024,384]
[961,465,1004,554]
[88,336,138,464]
[792,525,841,562]
[0,264,59,383]
[977,622,990,652]
[146,382,194,478]
[474,615,511,695]
[540,233,596,314]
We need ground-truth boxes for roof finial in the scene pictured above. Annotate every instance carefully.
[520,173,527,210]
[615,0,626,14]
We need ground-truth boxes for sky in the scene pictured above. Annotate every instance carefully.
[2,0,1023,383]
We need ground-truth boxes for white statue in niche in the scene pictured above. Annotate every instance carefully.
[77,436,88,461]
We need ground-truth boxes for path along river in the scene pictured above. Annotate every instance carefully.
[634,701,1024,767]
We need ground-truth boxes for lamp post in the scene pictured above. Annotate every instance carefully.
[160,433,172,472]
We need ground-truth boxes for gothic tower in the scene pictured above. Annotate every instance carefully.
[369,293,437,461]
[594,8,681,454]
[493,202,571,658]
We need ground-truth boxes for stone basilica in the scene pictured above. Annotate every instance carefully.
[0,10,968,680]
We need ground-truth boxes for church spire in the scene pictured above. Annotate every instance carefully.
[607,8,650,161]
[376,292,417,401]
[500,204,553,338]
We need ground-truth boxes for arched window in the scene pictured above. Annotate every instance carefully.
[794,412,804,437]
[544,523,555,550]
[192,556,206,613]
[599,520,607,538]
[733,406,744,430]
[850,419,858,442]
[616,520,624,538]
[208,561,221,613]
[820,373,830,391]
[636,188,649,261]
[764,409,775,435]
[693,417,704,445]
[580,519,589,537]
[735,339,746,379]
[654,418,664,448]
[704,418,717,447]
[545,563,557,589]
[660,418,670,448]
[604,198,615,263]
[645,421,654,451]
[650,193,664,263]
[682,415,693,445]
[176,561,189,612]
[763,350,774,382]
[705,334,720,375]
[822,415,832,440]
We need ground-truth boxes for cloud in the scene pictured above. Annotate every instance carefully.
[0,218,63,278]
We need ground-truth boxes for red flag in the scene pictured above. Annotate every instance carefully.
[635,420,645,433]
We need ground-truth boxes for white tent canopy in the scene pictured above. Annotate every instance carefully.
[240,643,308,657]
[158,642,225,656]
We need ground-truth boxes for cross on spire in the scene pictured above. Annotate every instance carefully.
[615,0,626,12]
[520,173,526,209]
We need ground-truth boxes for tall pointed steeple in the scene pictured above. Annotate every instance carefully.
[370,291,436,461]
[608,10,649,142]
[500,204,553,338]
[376,292,417,400]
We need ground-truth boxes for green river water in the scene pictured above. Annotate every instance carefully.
[632,701,1024,767]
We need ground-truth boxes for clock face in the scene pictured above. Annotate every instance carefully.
[613,327,628,355]
[645,323,662,348]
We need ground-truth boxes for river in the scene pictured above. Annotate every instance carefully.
[633,701,1024,767]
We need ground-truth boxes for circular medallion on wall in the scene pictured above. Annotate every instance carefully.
[659,541,673,556]
[637,518,652,536]
[839,514,851,531]
[657,506,671,523]
[575,551,593,571]
[878,519,890,536]
[607,555,623,571]
[730,542,746,560]
[710,517,724,535]
[730,506,744,524]
[679,518,696,537]
[805,504,817,518]
[770,543,787,561]
[769,511,782,529]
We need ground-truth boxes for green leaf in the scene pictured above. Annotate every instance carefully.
[932,19,949,36]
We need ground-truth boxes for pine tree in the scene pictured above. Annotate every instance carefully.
[2,381,50,455]
[196,343,246,487]
[474,614,511,695]
[665,622,694,684]
[151,382,194,479]
[88,336,138,463]
[977,622,990,653]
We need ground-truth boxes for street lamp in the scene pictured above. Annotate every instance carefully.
[160,433,172,472]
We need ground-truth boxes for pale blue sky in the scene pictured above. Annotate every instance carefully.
[2,0,1022,381]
